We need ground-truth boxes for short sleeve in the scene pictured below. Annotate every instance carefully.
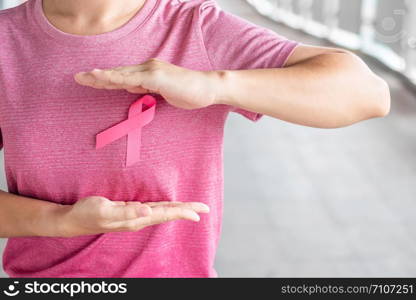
[198,1,300,122]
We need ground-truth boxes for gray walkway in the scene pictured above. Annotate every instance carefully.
[1,0,416,277]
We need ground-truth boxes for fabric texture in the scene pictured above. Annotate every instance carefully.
[0,0,299,277]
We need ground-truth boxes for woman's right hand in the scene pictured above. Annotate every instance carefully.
[58,196,210,237]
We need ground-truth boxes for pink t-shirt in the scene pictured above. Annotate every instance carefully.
[0,0,299,277]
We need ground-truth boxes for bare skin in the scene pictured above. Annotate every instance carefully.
[0,0,210,239]
[0,0,390,238]
[74,48,390,129]
[0,192,209,238]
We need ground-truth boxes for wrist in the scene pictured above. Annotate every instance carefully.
[31,203,73,237]
[54,204,75,237]
[208,70,236,106]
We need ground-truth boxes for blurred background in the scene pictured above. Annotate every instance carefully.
[0,0,415,277]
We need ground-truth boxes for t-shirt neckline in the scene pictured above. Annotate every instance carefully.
[32,0,158,46]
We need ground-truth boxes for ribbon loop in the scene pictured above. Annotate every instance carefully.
[96,95,157,167]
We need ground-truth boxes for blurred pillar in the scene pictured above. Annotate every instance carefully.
[360,0,377,52]
[323,0,340,38]
[404,0,416,83]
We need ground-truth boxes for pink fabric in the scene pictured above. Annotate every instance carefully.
[0,0,299,277]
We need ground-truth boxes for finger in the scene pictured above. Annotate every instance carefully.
[74,71,97,87]
[150,205,201,223]
[112,64,146,73]
[126,86,151,94]
[179,202,210,213]
[101,202,152,222]
[145,201,176,207]
[145,201,210,213]
[76,69,119,89]
[75,65,146,89]
[112,201,145,206]
[111,201,130,205]
[74,70,114,89]
[113,201,169,207]
[108,206,200,231]
[113,201,209,213]
[103,83,124,90]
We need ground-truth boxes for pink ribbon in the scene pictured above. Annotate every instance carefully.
[96,95,157,167]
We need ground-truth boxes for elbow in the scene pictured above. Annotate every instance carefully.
[369,75,391,118]
[344,51,391,120]
[322,52,391,129]
[319,77,391,129]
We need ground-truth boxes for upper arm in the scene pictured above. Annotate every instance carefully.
[283,44,352,67]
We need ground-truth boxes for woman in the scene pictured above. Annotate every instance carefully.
[0,0,390,277]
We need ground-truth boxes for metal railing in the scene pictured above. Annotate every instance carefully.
[246,0,416,85]
[0,0,24,9]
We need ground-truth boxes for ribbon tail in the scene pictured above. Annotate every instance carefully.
[126,127,142,167]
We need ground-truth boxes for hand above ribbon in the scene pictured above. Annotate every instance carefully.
[74,58,223,110]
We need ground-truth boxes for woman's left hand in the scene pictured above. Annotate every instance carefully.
[74,59,223,109]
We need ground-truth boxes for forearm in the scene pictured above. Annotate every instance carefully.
[0,189,66,238]
[214,51,391,128]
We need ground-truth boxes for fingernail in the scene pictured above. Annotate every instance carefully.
[192,203,210,213]
[200,204,210,213]
[192,213,201,222]
[74,72,86,80]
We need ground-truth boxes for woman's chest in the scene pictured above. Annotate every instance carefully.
[1,87,228,174]
[0,38,226,174]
